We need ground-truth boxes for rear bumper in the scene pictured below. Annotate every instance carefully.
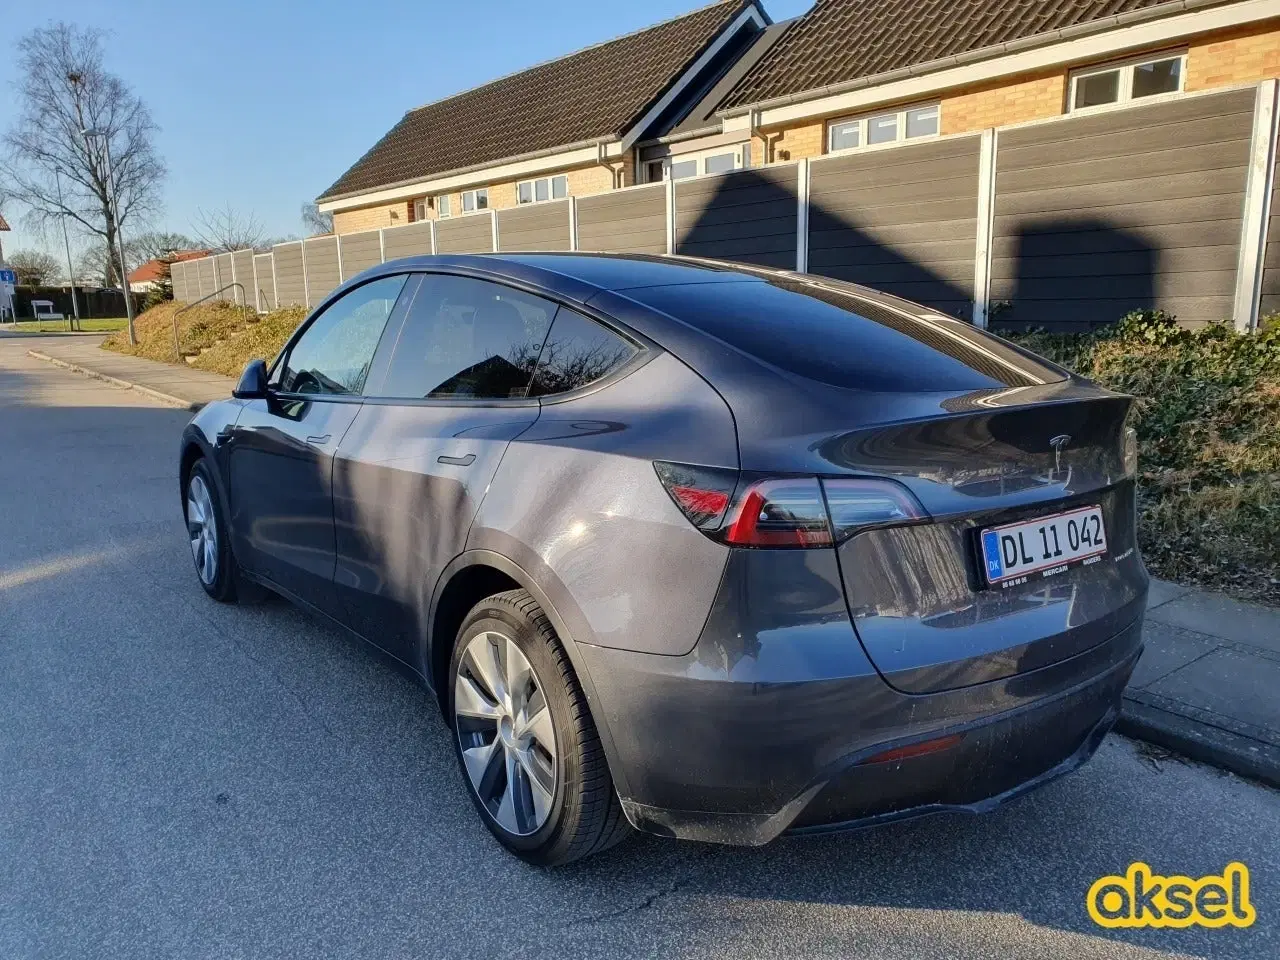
[575,547,1144,846]
[784,650,1129,835]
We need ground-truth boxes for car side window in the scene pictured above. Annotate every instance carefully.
[528,308,637,397]
[277,275,408,396]
[380,275,555,399]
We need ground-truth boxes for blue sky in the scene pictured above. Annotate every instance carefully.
[1,0,813,260]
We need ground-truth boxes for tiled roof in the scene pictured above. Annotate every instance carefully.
[0,213,10,231]
[720,0,1174,110]
[319,1,750,201]
[128,250,210,284]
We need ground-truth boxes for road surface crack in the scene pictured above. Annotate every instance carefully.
[566,876,687,926]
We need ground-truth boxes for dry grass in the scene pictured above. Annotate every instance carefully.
[102,300,303,375]
[191,307,305,377]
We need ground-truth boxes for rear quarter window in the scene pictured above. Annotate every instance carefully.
[528,308,637,397]
[633,279,1065,391]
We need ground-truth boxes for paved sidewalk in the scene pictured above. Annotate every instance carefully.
[1120,580,1280,787]
[15,334,1280,787]
[18,334,234,409]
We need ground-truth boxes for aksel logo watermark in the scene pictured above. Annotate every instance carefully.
[1087,862,1256,929]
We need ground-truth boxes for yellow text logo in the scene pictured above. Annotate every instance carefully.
[1087,862,1256,928]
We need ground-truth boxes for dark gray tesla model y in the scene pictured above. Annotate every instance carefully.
[179,253,1147,865]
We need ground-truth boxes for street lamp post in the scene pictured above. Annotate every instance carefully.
[82,127,136,346]
[54,168,82,332]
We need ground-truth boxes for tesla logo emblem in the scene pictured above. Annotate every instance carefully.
[1049,434,1072,474]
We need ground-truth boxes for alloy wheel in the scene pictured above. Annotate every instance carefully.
[187,474,218,585]
[454,630,558,836]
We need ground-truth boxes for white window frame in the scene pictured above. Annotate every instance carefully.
[516,174,569,205]
[826,103,941,154]
[645,142,752,183]
[436,194,451,219]
[461,188,488,214]
[413,199,427,222]
[1067,51,1188,115]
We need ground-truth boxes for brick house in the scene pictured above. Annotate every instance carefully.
[320,0,1279,230]
[178,0,1273,328]
[711,0,1280,171]
[317,1,771,234]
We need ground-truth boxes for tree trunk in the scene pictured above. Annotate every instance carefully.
[104,211,118,288]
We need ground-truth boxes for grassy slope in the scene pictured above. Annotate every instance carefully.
[102,301,304,376]
[1006,313,1279,605]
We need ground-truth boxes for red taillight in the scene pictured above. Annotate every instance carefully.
[653,461,738,531]
[724,478,832,547]
[654,462,928,548]
[669,484,730,520]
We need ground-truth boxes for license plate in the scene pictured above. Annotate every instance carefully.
[981,505,1107,585]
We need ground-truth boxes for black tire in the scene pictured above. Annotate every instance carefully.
[183,457,262,604]
[449,589,631,866]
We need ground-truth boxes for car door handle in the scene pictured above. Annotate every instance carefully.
[306,434,331,445]
[437,453,476,467]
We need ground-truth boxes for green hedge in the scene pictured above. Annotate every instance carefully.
[1004,311,1280,605]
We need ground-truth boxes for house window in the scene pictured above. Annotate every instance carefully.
[645,143,751,182]
[669,159,699,180]
[516,175,569,204]
[436,194,451,218]
[1069,53,1186,112]
[827,104,940,153]
[413,199,427,222]
[703,152,737,175]
[461,188,488,213]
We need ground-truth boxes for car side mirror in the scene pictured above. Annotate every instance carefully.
[233,359,270,400]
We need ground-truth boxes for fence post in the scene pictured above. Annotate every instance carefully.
[429,220,438,255]
[251,255,260,313]
[378,227,387,264]
[972,128,998,329]
[665,178,676,255]
[1233,78,1279,334]
[796,158,810,273]
[301,241,311,309]
[229,252,240,306]
[490,209,500,252]
[336,234,345,283]
[270,252,280,311]
[569,196,578,251]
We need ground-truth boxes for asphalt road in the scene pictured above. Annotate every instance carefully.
[2,335,1278,960]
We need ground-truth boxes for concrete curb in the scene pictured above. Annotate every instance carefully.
[27,350,206,412]
[1118,698,1280,790]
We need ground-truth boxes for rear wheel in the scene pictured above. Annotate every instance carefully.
[449,590,630,866]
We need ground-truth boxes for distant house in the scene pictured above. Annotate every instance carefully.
[128,249,210,293]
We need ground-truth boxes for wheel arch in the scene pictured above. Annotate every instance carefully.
[427,549,631,799]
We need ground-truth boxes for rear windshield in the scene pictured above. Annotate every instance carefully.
[633,278,1066,391]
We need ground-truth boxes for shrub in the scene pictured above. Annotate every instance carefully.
[1005,311,1280,604]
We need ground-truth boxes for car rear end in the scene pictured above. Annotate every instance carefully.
[576,270,1147,843]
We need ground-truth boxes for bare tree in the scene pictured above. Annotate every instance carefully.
[125,230,199,272]
[7,248,62,285]
[301,202,333,237]
[1,24,165,288]
[192,203,264,252]
[73,244,108,285]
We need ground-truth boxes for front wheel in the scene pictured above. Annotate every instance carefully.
[184,458,256,603]
[449,590,630,866]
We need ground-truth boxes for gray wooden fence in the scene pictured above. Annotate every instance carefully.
[174,79,1280,332]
